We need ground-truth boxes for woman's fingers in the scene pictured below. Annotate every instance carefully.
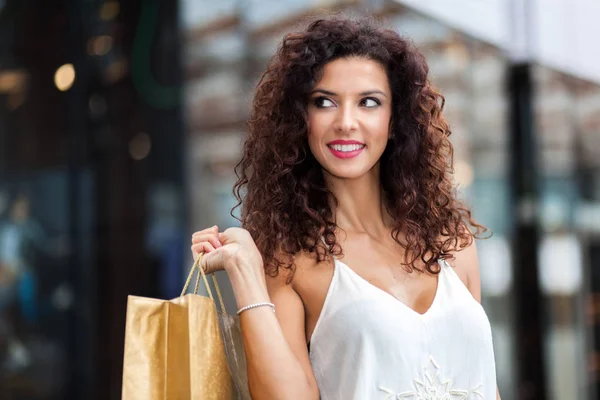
[192,234,222,250]
[190,226,226,272]
[192,226,222,248]
[191,242,215,261]
[190,243,226,273]
[192,225,218,238]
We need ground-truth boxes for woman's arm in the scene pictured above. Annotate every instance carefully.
[193,227,319,400]
[229,261,319,399]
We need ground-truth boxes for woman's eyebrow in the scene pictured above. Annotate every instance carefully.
[310,89,336,96]
[310,88,387,98]
[359,90,387,98]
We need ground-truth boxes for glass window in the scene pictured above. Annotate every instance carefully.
[534,64,599,399]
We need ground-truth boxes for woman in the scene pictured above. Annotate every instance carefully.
[192,16,500,400]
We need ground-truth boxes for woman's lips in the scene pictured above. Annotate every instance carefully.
[327,145,365,159]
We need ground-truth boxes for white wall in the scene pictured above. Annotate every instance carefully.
[532,0,600,84]
[396,0,600,84]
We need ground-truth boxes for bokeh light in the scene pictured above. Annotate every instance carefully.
[54,63,76,91]
[129,132,152,160]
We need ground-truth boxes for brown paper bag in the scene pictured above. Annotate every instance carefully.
[122,256,234,400]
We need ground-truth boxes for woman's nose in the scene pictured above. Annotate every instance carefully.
[333,106,358,133]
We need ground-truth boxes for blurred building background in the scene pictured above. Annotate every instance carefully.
[0,0,598,399]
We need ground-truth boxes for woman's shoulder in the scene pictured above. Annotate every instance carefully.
[441,235,480,301]
[264,250,333,327]
[265,248,332,291]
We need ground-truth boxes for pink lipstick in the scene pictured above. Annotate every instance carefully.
[327,140,366,159]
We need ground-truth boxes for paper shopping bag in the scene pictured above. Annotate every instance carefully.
[122,256,234,400]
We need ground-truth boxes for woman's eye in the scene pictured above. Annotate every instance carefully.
[314,97,335,108]
[361,97,381,108]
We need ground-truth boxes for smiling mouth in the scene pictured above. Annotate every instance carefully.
[327,143,366,152]
[326,143,366,159]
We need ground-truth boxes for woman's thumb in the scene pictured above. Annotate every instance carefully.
[200,247,225,274]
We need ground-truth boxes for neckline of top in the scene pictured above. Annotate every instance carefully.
[333,258,445,318]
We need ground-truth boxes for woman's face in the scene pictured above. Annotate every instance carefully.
[307,57,392,180]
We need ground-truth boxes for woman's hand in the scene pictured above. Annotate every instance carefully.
[191,225,268,309]
[191,225,264,277]
[192,226,266,300]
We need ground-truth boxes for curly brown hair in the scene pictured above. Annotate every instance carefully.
[232,16,488,279]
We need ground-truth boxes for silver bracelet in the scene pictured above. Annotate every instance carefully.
[236,302,275,315]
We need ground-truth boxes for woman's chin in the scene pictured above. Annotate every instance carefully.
[324,165,373,180]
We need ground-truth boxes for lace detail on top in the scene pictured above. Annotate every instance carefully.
[379,356,484,399]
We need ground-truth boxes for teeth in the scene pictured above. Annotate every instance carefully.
[328,144,365,152]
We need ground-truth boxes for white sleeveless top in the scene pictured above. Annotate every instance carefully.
[309,257,497,399]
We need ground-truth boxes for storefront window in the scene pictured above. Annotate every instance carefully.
[534,65,599,399]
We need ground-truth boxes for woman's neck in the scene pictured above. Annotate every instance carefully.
[324,166,392,238]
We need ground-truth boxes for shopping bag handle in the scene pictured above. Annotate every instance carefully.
[181,253,227,314]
